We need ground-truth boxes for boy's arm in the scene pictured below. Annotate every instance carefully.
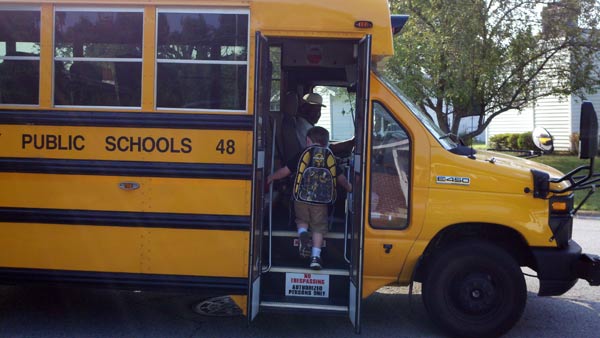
[337,174,352,192]
[267,166,292,184]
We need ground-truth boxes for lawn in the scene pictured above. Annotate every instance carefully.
[530,155,600,212]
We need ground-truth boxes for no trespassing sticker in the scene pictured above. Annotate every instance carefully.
[285,273,329,298]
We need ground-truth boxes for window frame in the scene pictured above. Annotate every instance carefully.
[154,7,250,113]
[368,100,412,230]
[0,5,41,107]
[52,6,145,109]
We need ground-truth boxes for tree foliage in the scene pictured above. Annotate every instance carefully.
[387,0,600,138]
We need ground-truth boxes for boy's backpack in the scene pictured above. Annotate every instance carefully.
[293,146,337,205]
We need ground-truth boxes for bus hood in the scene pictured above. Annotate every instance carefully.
[474,151,564,178]
[472,150,571,192]
[431,149,571,195]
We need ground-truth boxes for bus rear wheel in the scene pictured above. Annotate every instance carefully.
[422,241,526,338]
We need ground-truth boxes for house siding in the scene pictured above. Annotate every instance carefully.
[571,92,600,135]
[532,95,573,151]
[315,93,332,133]
[487,91,600,152]
[327,95,355,141]
[487,95,573,151]
[487,49,600,152]
[487,108,534,139]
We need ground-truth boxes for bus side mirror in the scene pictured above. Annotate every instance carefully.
[532,127,554,153]
[579,102,599,159]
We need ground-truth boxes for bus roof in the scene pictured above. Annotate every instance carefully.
[251,0,394,56]
[0,0,394,56]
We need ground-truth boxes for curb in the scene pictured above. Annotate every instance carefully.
[575,211,600,219]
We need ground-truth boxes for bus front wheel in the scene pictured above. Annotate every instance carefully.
[422,240,527,338]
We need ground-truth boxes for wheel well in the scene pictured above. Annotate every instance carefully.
[413,223,534,283]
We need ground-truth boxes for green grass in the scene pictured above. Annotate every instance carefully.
[530,155,600,212]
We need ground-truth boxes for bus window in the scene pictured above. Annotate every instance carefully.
[0,7,40,105]
[156,10,249,111]
[54,8,143,107]
[269,46,281,111]
[369,102,410,229]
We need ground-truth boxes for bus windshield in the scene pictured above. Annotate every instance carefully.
[376,72,458,150]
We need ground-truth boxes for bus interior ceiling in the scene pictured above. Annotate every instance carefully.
[266,37,357,233]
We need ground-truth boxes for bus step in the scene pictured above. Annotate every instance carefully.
[260,266,350,303]
[264,230,345,239]
[268,266,349,276]
[263,232,348,270]
[260,301,348,315]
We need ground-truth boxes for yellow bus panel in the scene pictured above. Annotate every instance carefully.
[0,125,252,165]
[0,223,141,273]
[142,229,249,278]
[0,173,251,216]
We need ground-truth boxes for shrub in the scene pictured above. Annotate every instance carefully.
[489,133,509,149]
[490,134,510,150]
[508,134,520,150]
[489,132,537,151]
[518,132,536,151]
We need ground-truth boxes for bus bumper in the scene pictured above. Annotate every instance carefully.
[531,241,600,296]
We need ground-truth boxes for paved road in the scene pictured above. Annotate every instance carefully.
[0,217,598,338]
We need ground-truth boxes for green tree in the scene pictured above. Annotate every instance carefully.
[387,0,600,138]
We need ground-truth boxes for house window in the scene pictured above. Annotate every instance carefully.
[54,8,144,107]
[156,9,249,111]
[0,7,40,105]
[369,102,411,229]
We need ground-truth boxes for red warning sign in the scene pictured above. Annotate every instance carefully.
[285,273,329,298]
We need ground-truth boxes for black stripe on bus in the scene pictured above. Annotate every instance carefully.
[0,208,250,231]
[0,158,252,180]
[0,110,254,130]
[0,268,247,294]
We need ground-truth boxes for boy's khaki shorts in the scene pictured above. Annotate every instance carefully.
[294,201,328,234]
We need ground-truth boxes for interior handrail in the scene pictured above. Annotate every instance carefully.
[343,158,352,264]
[262,120,277,273]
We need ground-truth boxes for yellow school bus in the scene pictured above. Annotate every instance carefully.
[0,0,599,336]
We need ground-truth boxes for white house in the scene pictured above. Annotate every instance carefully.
[316,88,355,142]
[487,26,600,152]
[486,91,600,152]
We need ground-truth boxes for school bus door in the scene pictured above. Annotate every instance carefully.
[248,32,270,322]
[248,32,371,330]
[348,35,371,333]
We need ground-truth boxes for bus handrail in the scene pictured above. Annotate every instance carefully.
[344,161,351,264]
[262,120,276,273]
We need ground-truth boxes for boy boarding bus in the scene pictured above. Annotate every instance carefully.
[0,0,598,336]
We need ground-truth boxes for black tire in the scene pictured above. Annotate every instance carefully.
[422,241,526,338]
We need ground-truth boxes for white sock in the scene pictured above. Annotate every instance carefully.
[298,228,308,235]
[312,247,321,257]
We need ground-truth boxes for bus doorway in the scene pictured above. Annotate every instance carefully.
[249,33,372,332]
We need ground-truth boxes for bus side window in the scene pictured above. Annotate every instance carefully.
[0,9,41,105]
[369,102,411,229]
[155,11,248,111]
[53,9,143,107]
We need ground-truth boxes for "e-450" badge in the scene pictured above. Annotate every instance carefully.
[436,176,471,186]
